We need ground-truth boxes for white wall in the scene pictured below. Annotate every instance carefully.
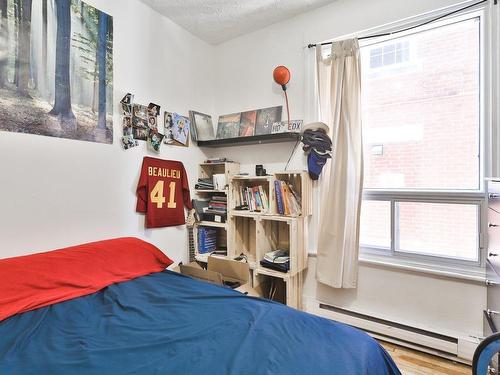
[210,0,491,341]
[0,0,214,262]
[304,257,486,339]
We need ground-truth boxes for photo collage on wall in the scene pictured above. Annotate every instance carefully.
[120,93,191,151]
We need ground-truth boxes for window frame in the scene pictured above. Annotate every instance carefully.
[361,191,486,269]
[359,9,489,271]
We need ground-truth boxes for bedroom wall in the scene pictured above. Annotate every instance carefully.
[0,0,214,262]
[208,0,492,342]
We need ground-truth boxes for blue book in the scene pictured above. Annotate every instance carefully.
[274,180,284,215]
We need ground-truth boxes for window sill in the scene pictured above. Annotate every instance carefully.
[308,252,486,284]
[358,253,486,284]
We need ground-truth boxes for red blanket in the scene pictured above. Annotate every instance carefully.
[0,237,173,322]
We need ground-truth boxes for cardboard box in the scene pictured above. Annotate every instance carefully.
[172,257,259,296]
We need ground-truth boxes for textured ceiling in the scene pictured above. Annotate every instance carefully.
[139,0,335,45]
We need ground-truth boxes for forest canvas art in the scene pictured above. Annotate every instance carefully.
[0,0,113,143]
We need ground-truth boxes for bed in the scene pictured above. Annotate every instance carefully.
[0,238,401,375]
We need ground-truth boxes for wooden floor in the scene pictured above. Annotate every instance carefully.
[380,341,472,375]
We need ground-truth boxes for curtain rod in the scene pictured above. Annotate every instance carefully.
[307,0,491,48]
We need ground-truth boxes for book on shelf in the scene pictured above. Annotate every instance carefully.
[198,227,218,254]
[213,174,227,190]
[195,178,214,190]
[204,195,227,222]
[194,195,227,223]
[275,180,301,216]
[236,185,269,213]
[192,199,209,221]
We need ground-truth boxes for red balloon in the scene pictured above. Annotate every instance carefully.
[273,65,291,86]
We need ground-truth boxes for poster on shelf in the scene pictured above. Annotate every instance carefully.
[216,112,241,139]
[255,106,282,135]
[239,110,257,137]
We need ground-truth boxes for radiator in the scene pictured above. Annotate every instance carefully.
[304,298,477,363]
[188,226,195,262]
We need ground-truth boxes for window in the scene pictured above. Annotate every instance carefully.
[359,14,484,268]
[369,41,410,69]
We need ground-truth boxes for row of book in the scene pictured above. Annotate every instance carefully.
[207,196,227,215]
[198,227,217,254]
[237,185,270,213]
[274,180,301,216]
[192,196,227,223]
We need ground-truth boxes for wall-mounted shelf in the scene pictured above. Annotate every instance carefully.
[197,133,300,148]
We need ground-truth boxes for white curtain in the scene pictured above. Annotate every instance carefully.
[315,39,364,289]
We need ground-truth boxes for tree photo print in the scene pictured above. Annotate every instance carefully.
[0,0,113,143]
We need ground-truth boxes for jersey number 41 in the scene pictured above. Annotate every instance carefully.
[150,181,177,209]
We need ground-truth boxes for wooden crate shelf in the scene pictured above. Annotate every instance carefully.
[192,162,240,261]
[257,216,306,276]
[194,189,228,194]
[253,270,303,310]
[229,171,312,218]
[228,215,258,263]
[192,164,311,310]
[197,221,227,229]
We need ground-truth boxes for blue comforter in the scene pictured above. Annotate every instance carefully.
[0,270,400,374]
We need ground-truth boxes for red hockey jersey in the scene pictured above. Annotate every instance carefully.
[136,157,192,228]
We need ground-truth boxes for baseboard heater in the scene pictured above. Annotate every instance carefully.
[306,300,472,362]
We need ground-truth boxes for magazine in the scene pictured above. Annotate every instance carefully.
[255,106,282,135]
[216,112,241,139]
[239,110,257,137]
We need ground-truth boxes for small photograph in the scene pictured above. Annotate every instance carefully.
[122,135,139,150]
[148,116,158,132]
[123,116,133,135]
[133,104,148,120]
[133,116,148,129]
[239,110,257,137]
[164,111,174,144]
[120,93,134,105]
[133,127,149,141]
[121,103,132,115]
[148,103,161,117]
[255,106,282,135]
[216,112,241,139]
[189,110,215,141]
[148,132,165,153]
[172,113,190,146]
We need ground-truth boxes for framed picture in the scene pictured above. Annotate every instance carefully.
[172,113,190,146]
[255,106,282,135]
[216,113,241,139]
[189,111,215,141]
[239,110,257,137]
